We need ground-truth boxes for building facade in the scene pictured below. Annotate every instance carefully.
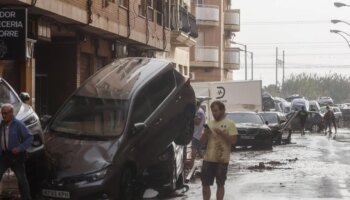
[0,0,197,116]
[190,0,240,82]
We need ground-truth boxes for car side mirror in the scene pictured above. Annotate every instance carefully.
[40,115,52,129]
[265,121,269,125]
[280,119,286,123]
[133,123,146,135]
[19,92,30,102]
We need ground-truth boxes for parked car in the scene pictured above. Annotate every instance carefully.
[40,58,196,199]
[280,101,291,113]
[259,112,288,144]
[291,98,310,111]
[286,111,324,133]
[309,100,321,112]
[226,112,272,149]
[318,96,334,106]
[0,78,45,197]
[285,94,304,102]
[320,106,343,127]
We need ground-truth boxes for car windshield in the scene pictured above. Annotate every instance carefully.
[50,95,128,138]
[0,82,20,105]
[260,113,279,124]
[227,113,264,125]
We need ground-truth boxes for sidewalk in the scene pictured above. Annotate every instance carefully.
[0,170,20,199]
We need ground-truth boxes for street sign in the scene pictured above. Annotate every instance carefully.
[0,8,27,60]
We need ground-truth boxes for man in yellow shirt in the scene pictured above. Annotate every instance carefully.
[200,101,237,200]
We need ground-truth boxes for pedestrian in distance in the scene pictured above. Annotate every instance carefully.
[191,101,205,166]
[297,106,308,135]
[323,105,336,137]
[0,103,33,200]
[200,101,237,200]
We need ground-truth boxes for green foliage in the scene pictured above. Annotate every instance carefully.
[263,73,350,103]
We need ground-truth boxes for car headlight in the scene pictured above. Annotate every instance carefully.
[86,168,108,182]
[23,115,39,126]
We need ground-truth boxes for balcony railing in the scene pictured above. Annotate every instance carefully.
[171,5,198,47]
[224,48,240,70]
[196,4,220,26]
[195,46,219,63]
[224,9,240,32]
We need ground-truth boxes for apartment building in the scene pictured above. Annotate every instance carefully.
[190,0,240,81]
[0,0,197,115]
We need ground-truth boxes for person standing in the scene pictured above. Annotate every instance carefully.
[0,104,33,200]
[324,106,335,135]
[191,101,205,165]
[297,106,308,135]
[200,101,237,200]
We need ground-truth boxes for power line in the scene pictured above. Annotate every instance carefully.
[242,20,349,25]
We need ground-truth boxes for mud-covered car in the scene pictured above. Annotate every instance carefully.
[40,58,196,200]
[0,78,45,196]
[286,111,324,133]
[227,112,272,149]
[259,112,287,145]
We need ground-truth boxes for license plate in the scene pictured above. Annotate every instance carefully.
[241,135,255,139]
[42,189,70,199]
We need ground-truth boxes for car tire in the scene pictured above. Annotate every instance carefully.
[119,166,136,200]
[174,107,195,145]
[275,134,282,145]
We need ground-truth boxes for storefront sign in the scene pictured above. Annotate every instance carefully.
[0,8,27,60]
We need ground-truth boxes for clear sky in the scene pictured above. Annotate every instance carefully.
[232,0,350,86]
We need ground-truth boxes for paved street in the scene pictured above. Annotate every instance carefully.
[2,129,350,200]
[168,129,350,200]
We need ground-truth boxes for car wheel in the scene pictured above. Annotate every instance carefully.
[119,166,136,200]
[175,107,195,145]
[275,134,282,145]
[263,138,273,150]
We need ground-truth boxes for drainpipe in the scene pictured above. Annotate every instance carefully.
[127,1,131,38]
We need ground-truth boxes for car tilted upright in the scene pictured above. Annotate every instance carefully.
[40,58,196,200]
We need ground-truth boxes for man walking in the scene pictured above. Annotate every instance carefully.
[297,107,308,135]
[200,101,237,200]
[0,104,33,200]
[324,106,335,136]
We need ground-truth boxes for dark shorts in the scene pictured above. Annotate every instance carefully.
[201,161,228,186]
[192,138,203,150]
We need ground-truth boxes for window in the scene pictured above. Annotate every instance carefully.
[178,65,183,74]
[184,66,188,76]
[138,0,147,17]
[132,70,175,123]
[119,0,128,7]
[147,0,154,21]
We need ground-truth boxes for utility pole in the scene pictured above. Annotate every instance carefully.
[244,45,247,80]
[282,50,285,86]
[276,47,278,86]
[250,52,254,80]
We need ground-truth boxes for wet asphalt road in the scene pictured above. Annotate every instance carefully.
[167,128,350,200]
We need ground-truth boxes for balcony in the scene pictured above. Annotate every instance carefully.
[191,46,219,67]
[224,9,240,32]
[171,5,198,47]
[196,5,220,26]
[224,48,240,70]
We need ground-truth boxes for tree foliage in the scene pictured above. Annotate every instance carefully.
[263,73,350,103]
